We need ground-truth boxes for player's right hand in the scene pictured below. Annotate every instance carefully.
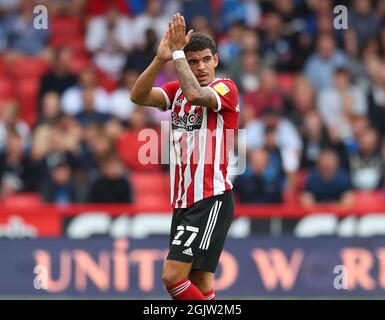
[156,30,172,62]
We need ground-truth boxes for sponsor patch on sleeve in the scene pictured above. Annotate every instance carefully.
[213,82,230,96]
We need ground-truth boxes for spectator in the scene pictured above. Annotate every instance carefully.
[231,49,260,93]
[189,15,215,39]
[284,74,315,127]
[79,128,114,178]
[317,67,368,142]
[86,5,134,79]
[260,11,295,72]
[217,22,245,67]
[109,68,139,122]
[34,125,81,188]
[124,28,158,73]
[246,107,302,175]
[38,46,77,102]
[89,155,132,203]
[301,148,354,207]
[0,101,30,152]
[242,68,284,118]
[4,0,49,57]
[180,0,213,28]
[367,58,385,135]
[304,32,348,88]
[117,107,161,171]
[299,110,348,170]
[0,131,35,192]
[61,66,110,115]
[32,114,81,164]
[349,127,384,190]
[225,27,260,88]
[218,0,261,32]
[380,25,385,59]
[233,148,284,204]
[343,29,366,85]
[349,0,381,51]
[41,161,81,204]
[37,91,62,125]
[0,14,7,53]
[75,88,111,127]
[132,0,169,47]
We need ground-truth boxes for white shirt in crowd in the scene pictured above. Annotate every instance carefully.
[245,118,303,172]
[61,86,110,115]
[86,16,136,79]
[109,88,136,121]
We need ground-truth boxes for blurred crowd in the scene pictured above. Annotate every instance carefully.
[0,0,384,207]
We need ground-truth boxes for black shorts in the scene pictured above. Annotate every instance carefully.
[167,190,234,273]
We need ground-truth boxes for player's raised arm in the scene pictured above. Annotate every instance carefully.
[130,31,172,110]
[168,13,218,110]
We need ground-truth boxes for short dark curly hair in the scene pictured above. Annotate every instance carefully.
[184,32,216,55]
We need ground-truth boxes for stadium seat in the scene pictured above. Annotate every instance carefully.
[50,16,83,38]
[70,52,91,74]
[131,171,170,206]
[0,77,15,100]
[15,78,40,99]
[9,57,50,79]
[353,191,385,205]
[0,58,6,77]
[50,35,85,54]
[3,193,43,209]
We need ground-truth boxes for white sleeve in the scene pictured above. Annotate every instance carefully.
[157,88,171,112]
[207,86,222,112]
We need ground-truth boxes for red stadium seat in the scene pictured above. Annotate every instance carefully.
[131,171,170,206]
[15,78,40,126]
[3,193,43,209]
[50,35,85,54]
[70,53,91,74]
[15,78,40,99]
[9,57,50,79]
[0,58,6,77]
[50,16,83,38]
[0,77,15,100]
[116,129,162,171]
[354,191,385,205]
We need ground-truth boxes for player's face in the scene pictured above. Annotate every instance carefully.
[186,49,219,86]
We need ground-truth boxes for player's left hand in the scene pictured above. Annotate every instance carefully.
[168,13,193,52]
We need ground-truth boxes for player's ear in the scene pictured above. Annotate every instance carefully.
[213,53,219,68]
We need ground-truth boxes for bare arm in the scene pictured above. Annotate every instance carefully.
[168,13,218,109]
[340,191,355,208]
[173,58,217,108]
[130,31,172,110]
[130,57,168,109]
[300,192,316,207]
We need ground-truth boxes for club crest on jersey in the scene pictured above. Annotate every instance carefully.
[171,108,203,132]
[175,97,185,108]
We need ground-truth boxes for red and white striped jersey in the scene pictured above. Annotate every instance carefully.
[160,78,240,208]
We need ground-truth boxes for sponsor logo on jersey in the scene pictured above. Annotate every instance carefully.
[171,107,203,132]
